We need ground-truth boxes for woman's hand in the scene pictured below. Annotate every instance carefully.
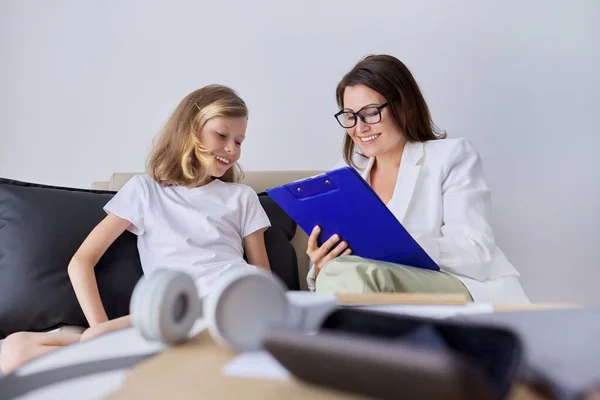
[307,226,352,278]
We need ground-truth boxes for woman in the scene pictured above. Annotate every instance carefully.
[306,54,528,303]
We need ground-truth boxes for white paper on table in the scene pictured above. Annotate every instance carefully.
[356,302,495,318]
[17,319,208,377]
[21,369,129,400]
[222,351,290,380]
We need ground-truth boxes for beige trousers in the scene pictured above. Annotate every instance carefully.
[315,256,473,300]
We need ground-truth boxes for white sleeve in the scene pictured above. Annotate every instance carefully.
[413,139,496,281]
[103,175,148,235]
[306,263,317,291]
[240,187,271,238]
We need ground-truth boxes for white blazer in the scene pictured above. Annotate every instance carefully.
[308,137,529,303]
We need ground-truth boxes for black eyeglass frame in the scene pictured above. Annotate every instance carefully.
[334,103,389,128]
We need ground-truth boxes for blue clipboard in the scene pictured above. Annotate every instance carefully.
[265,167,439,271]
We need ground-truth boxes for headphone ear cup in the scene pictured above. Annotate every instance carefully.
[130,269,201,344]
[205,269,290,352]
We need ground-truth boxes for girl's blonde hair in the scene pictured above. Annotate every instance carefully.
[148,85,247,187]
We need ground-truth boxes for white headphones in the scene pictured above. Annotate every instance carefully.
[130,268,337,352]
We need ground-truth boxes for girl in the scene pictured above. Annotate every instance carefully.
[0,85,271,373]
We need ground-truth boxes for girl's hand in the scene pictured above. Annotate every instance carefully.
[80,316,132,342]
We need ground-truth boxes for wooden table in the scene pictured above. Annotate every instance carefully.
[105,329,554,400]
[2,294,586,400]
[105,297,580,400]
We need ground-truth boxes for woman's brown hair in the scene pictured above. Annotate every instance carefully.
[148,84,247,187]
[336,54,445,168]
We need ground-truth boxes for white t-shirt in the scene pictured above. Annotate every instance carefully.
[103,175,271,297]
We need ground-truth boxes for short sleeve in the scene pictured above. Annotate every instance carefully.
[240,187,271,238]
[103,175,148,235]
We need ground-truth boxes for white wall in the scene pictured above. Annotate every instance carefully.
[1,0,599,305]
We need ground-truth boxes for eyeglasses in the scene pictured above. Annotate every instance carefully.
[334,103,389,128]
